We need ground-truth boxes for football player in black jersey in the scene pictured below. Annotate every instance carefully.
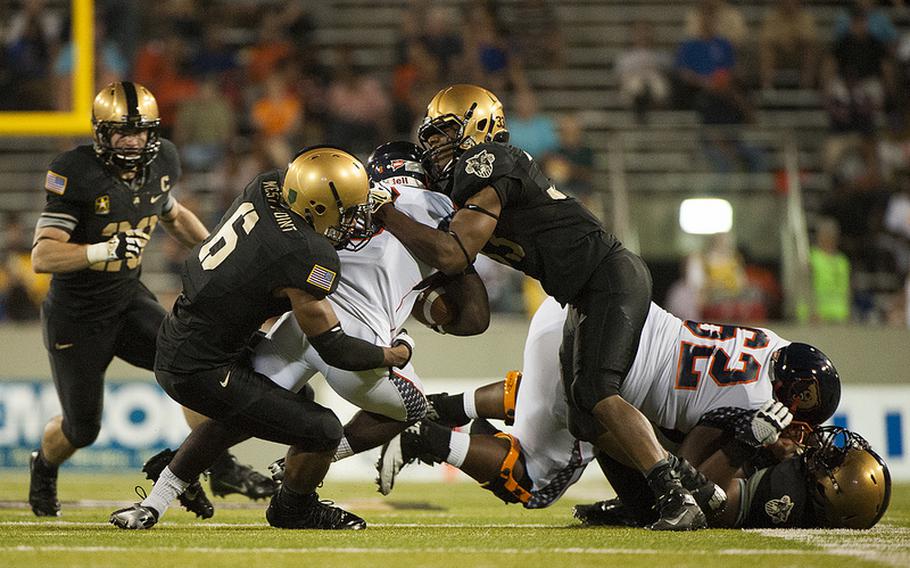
[28,81,274,518]
[110,146,414,531]
[373,84,704,530]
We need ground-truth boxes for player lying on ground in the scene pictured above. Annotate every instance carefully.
[575,425,891,529]
[29,81,273,520]
[251,141,489,471]
[110,147,412,530]
[377,296,840,518]
[375,84,708,530]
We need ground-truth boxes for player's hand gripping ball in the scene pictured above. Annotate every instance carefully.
[411,275,457,327]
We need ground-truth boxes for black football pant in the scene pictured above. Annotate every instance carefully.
[560,248,652,442]
[41,284,163,448]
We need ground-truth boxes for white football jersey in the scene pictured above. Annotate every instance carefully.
[329,178,454,343]
[619,303,791,433]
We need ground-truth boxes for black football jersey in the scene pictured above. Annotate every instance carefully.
[38,139,181,320]
[739,457,817,528]
[156,170,341,374]
[447,142,621,304]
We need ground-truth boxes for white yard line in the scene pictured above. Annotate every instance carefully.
[749,526,910,568]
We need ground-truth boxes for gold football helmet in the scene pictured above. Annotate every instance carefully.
[807,427,891,529]
[283,146,373,250]
[417,84,509,182]
[92,81,161,169]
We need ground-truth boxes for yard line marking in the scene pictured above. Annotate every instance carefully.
[749,526,910,568]
[0,521,556,529]
[0,545,893,556]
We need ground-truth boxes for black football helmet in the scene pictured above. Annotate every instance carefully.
[770,343,841,426]
[92,81,162,170]
[367,141,428,189]
[804,426,891,529]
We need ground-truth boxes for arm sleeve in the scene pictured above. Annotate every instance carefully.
[281,246,342,300]
[308,324,386,371]
[36,155,84,234]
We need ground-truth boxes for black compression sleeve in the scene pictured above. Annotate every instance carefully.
[309,324,385,371]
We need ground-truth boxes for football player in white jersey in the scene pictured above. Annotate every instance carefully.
[377,296,841,519]
[252,141,490,463]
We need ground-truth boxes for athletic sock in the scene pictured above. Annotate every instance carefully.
[428,393,470,426]
[445,430,471,468]
[141,465,189,517]
[463,386,480,420]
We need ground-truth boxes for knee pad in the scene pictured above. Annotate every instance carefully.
[480,432,533,505]
[502,370,522,426]
[62,419,101,449]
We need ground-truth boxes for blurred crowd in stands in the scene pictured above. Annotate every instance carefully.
[1,0,910,327]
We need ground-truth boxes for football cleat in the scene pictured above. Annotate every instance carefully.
[209,455,278,500]
[28,450,61,517]
[573,498,642,527]
[142,448,214,519]
[647,488,706,531]
[268,457,286,483]
[266,488,366,530]
[110,503,159,530]
[375,422,436,496]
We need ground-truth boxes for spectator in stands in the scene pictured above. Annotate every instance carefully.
[324,47,392,155]
[684,0,747,47]
[191,24,238,78]
[809,218,852,323]
[700,232,749,321]
[759,0,819,90]
[134,32,199,138]
[463,4,523,95]
[392,40,443,137]
[419,6,465,78]
[246,10,294,84]
[665,253,705,321]
[822,5,896,135]
[52,16,128,111]
[250,70,302,167]
[3,0,61,110]
[1,213,47,321]
[174,75,235,172]
[501,0,565,69]
[542,114,595,205]
[616,20,672,123]
[507,87,559,159]
[834,0,899,47]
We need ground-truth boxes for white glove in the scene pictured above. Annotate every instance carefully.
[86,229,150,264]
[391,328,415,368]
[368,182,394,214]
[741,400,793,447]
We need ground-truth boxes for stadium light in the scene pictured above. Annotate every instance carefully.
[679,198,733,235]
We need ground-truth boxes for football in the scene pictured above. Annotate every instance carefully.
[411,284,457,327]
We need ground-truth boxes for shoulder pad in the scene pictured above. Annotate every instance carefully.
[451,143,515,206]
[156,138,182,178]
[44,146,99,198]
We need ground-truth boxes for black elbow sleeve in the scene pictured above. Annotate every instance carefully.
[309,325,386,371]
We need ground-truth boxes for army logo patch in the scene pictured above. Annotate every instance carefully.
[764,495,794,525]
[465,150,495,179]
[94,195,111,215]
[306,264,337,292]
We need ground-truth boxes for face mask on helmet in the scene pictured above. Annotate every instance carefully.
[804,426,891,529]
[92,81,161,170]
[770,343,841,426]
[417,84,509,185]
[367,141,428,189]
[283,146,375,251]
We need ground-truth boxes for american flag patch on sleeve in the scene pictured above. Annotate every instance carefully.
[306,264,337,291]
[45,171,68,194]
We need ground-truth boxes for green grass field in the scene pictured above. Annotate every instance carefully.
[1,473,908,568]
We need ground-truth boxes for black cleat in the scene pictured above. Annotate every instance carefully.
[142,448,214,519]
[646,488,706,531]
[110,503,159,530]
[209,455,278,500]
[573,498,643,527]
[28,450,60,517]
[266,488,366,530]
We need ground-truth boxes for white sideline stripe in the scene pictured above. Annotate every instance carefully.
[0,545,889,556]
[0,521,554,528]
[750,526,910,568]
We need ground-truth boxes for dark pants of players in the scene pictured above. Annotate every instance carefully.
[41,283,164,448]
[155,362,343,453]
[560,248,652,442]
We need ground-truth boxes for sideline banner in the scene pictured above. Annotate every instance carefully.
[1,381,909,479]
